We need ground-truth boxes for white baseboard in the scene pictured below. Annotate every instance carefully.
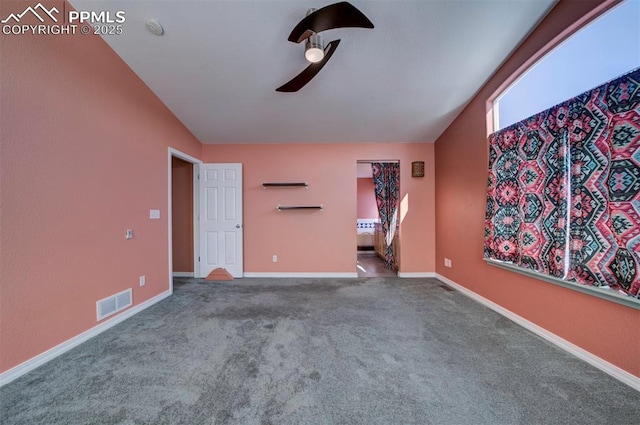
[172,272,194,277]
[0,289,172,387]
[243,272,358,278]
[397,272,436,278]
[435,273,640,392]
[244,272,436,278]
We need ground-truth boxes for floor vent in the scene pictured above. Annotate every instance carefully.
[439,284,455,292]
[96,289,132,321]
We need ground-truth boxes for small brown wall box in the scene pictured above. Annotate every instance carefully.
[411,161,425,177]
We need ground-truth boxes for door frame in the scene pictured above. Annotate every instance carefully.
[168,148,201,294]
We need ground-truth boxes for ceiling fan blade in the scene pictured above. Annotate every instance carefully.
[288,2,373,43]
[276,39,340,93]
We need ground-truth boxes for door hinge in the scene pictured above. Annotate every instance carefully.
[198,256,200,262]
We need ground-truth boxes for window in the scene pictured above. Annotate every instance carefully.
[485,67,640,304]
[494,0,640,131]
[484,1,640,305]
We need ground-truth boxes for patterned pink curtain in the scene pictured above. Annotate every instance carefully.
[372,162,400,269]
[485,68,640,298]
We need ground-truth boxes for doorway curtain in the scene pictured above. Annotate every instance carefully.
[372,162,400,269]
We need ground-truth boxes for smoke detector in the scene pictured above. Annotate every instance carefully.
[145,19,164,36]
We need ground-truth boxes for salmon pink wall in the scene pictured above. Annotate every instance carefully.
[202,143,434,274]
[171,157,194,273]
[357,178,378,219]
[0,1,201,373]
[434,0,639,377]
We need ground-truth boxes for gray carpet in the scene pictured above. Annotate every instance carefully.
[1,277,638,424]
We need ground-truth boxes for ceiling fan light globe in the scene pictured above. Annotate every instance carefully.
[305,47,324,63]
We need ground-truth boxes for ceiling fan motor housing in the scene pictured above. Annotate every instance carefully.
[305,33,325,63]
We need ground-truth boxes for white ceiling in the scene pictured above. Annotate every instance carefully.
[70,0,557,144]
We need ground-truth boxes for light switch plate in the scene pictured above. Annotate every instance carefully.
[149,209,160,219]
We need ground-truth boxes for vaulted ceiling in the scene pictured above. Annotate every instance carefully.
[70,0,557,144]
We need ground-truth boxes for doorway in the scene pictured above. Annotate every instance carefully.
[356,160,399,277]
[171,156,195,276]
[168,148,201,292]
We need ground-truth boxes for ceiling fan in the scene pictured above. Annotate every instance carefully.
[276,2,374,92]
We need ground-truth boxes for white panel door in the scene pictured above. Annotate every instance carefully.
[198,163,243,277]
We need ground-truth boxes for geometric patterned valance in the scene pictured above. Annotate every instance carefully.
[485,67,640,299]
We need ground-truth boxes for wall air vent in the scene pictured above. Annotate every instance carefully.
[96,288,132,321]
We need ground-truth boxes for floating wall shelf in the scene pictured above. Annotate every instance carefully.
[277,205,323,211]
[263,182,308,188]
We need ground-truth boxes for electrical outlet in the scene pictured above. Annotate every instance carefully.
[125,229,133,239]
[444,258,452,268]
[272,255,278,263]
[139,275,146,287]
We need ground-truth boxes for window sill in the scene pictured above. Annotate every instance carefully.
[484,259,640,310]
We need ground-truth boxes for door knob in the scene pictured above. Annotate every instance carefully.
[235,224,241,228]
